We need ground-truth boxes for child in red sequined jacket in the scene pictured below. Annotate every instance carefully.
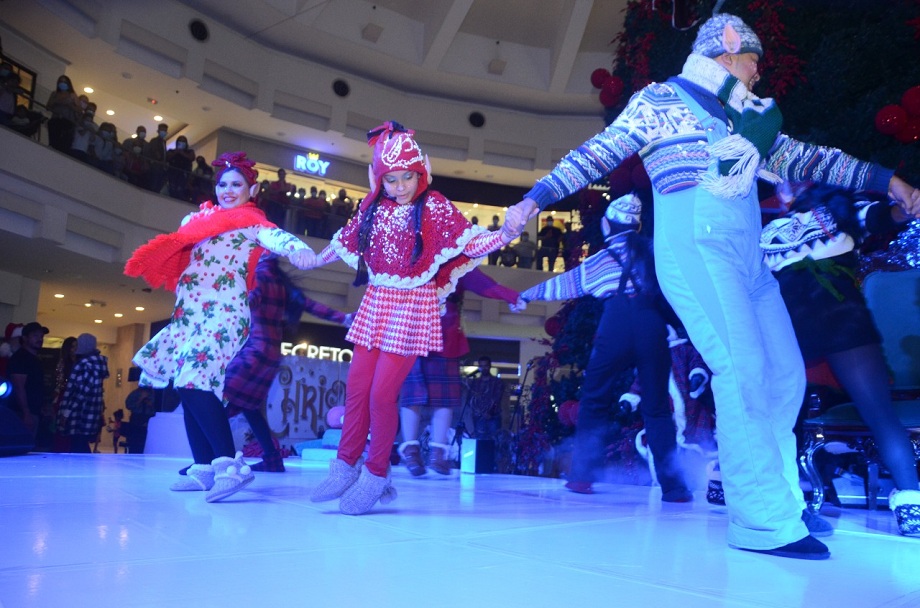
[306,122,524,514]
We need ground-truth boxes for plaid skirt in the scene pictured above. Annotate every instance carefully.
[398,354,462,409]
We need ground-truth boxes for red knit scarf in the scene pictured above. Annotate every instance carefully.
[124,201,275,292]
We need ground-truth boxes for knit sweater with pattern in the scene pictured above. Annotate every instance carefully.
[520,237,641,303]
[525,64,893,209]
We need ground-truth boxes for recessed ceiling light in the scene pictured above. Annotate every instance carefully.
[473,203,479,208]
[83,86,94,94]
[154,115,163,121]
[114,313,124,318]
[84,302,93,308]
[54,293,65,299]
[106,110,115,116]
[94,319,103,324]
[135,306,145,311]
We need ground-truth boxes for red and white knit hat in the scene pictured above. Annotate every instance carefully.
[363,121,429,210]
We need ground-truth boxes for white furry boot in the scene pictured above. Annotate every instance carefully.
[339,465,397,515]
[169,464,214,492]
[310,458,360,502]
[206,452,254,503]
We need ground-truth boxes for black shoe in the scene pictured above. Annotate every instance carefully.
[801,508,834,537]
[662,487,694,503]
[743,535,830,560]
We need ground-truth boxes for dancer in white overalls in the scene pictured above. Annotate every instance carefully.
[512,12,920,559]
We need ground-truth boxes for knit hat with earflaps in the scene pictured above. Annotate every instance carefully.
[602,193,642,240]
[692,13,762,58]
[362,122,429,211]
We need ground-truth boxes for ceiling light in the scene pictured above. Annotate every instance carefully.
[361,23,383,43]
[54,293,65,299]
[154,115,163,121]
[106,110,115,116]
[135,306,145,311]
[84,302,92,308]
[488,59,506,76]
[94,319,102,324]
[83,86,94,94]
[114,313,123,318]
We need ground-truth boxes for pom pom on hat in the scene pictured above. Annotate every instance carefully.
[692,13,762,58]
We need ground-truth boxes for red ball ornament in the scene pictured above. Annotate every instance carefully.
[599,88,619,108]
[598,76,625,108]
[902,86,920,117]
[325,405,345,429]
[894,116,920,144]
[544,315,563,337]
[590,68,612,89]
[558,400,580,427]
[603,75,624,98]
[875,105,908,136]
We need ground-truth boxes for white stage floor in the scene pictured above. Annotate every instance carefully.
[1,453,918,608]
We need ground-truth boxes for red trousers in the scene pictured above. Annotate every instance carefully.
[337,345,417,476]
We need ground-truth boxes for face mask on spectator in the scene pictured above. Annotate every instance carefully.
[137,131,146,140]
[0,69,10,77]
[57,82,68,91]
[102,131,112,139]
[85,111,94,118]
[158,130,167,138]
[178,142,187,149]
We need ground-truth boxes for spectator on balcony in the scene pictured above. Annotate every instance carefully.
[536,217,563,271]
[95,122,119,175]
[0,62,19,127]
[69,101,97,166]
[167,135,195,202]
[122,126,149,188]
[144,123,169,194]
[486,215,502,265]
[513,231,537,269]
[191,155,214,204]
[330,188,353,218]
[301,185,327,237]
[263,168,290,226]
[112,139,127,181]
[46,75,80,153]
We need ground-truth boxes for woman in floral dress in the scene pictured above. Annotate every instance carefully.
[125,151,315,502]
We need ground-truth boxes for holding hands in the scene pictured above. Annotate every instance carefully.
[509,297,528,313]
[289,248,317,270]
[888,176,920,221]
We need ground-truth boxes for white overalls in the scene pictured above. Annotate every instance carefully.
[652,86,809,550]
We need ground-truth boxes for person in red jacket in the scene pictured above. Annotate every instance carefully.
[397,267,521,476]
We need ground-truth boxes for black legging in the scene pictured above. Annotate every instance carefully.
[570,295,684,493]
[177,388,236,465]
[826,344,919,491]
[241,409,278,456]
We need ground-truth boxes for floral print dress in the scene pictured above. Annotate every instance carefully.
[134,225,306,403]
